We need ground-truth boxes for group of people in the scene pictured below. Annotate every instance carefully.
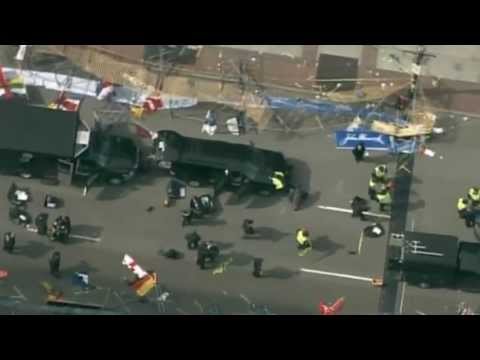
[457,187,480,228]
[49,216,71,242]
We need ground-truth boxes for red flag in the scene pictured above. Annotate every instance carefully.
[0,66,13,100]
[318,297,345,315]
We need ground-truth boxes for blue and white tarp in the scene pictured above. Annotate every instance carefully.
[336,130,393,151]
[265,96,354,117]
[335,130,417,154]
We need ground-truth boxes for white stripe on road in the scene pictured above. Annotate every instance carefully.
[70,234,102,243]
[317,205,391,219]
[399,281,407,315]
[300,268,373,283]
[357,231,365,255]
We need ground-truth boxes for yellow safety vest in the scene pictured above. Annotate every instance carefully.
[377,192,392,204]
[457,198,468,211]
[271,176,285,190]
[296,230,309,245]
[374,166,386,179]
[469,188,480,202]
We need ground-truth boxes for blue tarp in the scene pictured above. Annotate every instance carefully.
[265,96,354,117]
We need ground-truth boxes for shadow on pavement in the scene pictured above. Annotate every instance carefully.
[362,153,396,165]
[311,235,345,261]
[69,225,103,245]
[62,260,100,277]
[15,240,54,259]
[193,218,227,227]
[301,190,321,210]
[263,267,300,280]
[214,242,235,251]
[408,199,426,212]
[95,170,167,202]
[242,227,290,242]
[245,193,285,210]
[287,157,312,192]
[221,251,255,267]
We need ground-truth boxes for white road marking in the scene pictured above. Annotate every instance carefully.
[416,310,426,315]
[300,268,373,282]
[113,291,130,314]
[194,300,204,313]
[411,218,415,231]
[399,281,407,314]
[176,308,188,315]
[317,205,391,219]
[12,286,27,301]
[239,294,251,305]
[357,231,365,255]
[70,234,102,243]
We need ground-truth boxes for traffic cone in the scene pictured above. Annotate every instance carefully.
[318,297,345,315]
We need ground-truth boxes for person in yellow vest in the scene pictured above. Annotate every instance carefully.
[372,165,388,182]
[376,188,392,212]
[467,187,480,208]
[457,197,475,228]
[296,228,312,256]
[270,171,285,191]
[368,176,387,201]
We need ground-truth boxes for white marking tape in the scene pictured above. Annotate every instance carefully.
[300,268,373,282]
[70,234,102,243]
[358,231,365,255]
[317,205,391,219]
[399,281,407,314]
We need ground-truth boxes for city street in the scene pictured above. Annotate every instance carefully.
[0,93,390,314]
[1,45,480,315]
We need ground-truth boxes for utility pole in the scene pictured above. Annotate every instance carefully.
[403,46,436,117]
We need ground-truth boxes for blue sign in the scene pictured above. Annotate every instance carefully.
[335,130,417,154]
[335,130,393,151]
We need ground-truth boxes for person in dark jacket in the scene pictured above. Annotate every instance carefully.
[352,142,366,163]
[3,232,15,253]
[350,196,369,221]
[242,219,255,236]
[253,258,263,278]
[35,213,49,236]
[186,231,201,250]
[182,209,193,227]
[49,251,61,277]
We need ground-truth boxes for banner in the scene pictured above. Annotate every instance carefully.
[335,130,393,151]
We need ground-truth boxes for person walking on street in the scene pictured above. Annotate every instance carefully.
[296,228,312,256]
[468,187,480,208]
[253,258,263,278]
[49,251,61,277]
[376,188,392,212]
[181,209,193,227]
[458,197,475,228]
[186,231,201,250]
[352,142,366,163]
[3,232,15,253]
[372,165,388,183]
[243,219,255,236]
[196,252,206,270]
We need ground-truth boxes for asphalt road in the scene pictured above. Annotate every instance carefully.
[0,93,391,315]
[2,45,479,315]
